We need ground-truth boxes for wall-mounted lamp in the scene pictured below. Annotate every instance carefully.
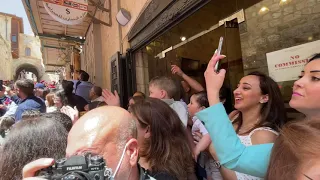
[279,0,291,6]
[116,8,131,26]
[258,6,270,15]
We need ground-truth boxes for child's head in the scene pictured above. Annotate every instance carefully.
[128,96,145,109]
[149,76,177,99]
[188,91,209,117]
[0,116,15,137]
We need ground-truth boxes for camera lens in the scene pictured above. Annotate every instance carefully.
[94,174,100,180]
[62,174,76,180]
[90,155,103,164]
[62,173,85,180]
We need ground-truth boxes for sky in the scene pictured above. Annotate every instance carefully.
[0,0,33,35]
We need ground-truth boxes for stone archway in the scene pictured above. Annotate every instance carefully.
[14,64,40,82]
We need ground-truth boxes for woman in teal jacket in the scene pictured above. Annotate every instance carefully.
[197,53,320,177]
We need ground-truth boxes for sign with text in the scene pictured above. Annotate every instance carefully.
[43,0,88,25]
[267,40,320,82]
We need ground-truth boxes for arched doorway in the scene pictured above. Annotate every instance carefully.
[15,64,39,82]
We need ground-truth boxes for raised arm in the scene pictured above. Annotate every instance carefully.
[196,52,273,178]
[171,65,204,92]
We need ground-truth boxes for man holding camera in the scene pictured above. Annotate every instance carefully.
[22,106,155,180]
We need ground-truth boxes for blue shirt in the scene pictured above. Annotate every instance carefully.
[15,95,46,122]
[72,80,93,103]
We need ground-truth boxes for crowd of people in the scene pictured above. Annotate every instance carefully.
[0,52,320,180]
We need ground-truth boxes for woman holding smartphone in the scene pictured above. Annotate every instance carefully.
[197,53,320,178]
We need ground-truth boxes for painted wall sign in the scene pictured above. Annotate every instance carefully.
[267,40,320,82]
[43,0,88,25]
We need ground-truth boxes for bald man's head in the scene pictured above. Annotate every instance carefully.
[66,106,139,179]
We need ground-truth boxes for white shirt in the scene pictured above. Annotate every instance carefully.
[235,127,278,180]
[191,116,208,135]
[162,99,188,127]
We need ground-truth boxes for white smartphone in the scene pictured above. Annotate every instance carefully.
[215,37,224,72]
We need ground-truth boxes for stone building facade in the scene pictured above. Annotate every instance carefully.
[12,34,45,81]
[240,0,320,100]
[0,34,13,80]
[126,0,320,99]
[23,0,320,106]
[81,0,150,89]
[0,13,13,80]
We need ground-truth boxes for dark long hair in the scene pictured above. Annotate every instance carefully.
[233,71,288,134]
[0,116,67,179]
[56,80,75,106]
[129,98,194,179]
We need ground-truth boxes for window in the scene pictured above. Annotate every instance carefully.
[11,35,17,42]
[25,47,31,56]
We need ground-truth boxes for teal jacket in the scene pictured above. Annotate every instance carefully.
[196,103,273,178]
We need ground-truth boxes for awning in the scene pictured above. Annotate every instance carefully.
[22,0,111,70]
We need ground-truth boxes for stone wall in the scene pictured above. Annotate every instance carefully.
[83,24,95,83]
[0,35,13,80]
[13,34,45,80]
[19,34,43,60]
[82,23,104,86]
[240,0,320,74]
[0,14,12,42]
[239,0,320,100]
[134,49,149,94]
[96,0,149,89]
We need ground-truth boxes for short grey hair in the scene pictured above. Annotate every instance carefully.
[116,118,137,152]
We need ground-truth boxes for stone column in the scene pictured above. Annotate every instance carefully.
[135,49,149,95]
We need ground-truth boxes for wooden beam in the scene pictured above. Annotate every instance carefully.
[45,64,65,67]
[38,33,85,44]
[43,45,66,50]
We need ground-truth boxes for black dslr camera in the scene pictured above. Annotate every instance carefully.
[37,153,111,180]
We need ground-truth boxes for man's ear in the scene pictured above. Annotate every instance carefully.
[126,139,139,166]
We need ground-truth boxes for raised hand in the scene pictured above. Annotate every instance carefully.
[60,106,79,124]
[171,65,184,76]
[102,89,120,106]
[205,52,227,105]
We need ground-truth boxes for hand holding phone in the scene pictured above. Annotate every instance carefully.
[215,37,224,72]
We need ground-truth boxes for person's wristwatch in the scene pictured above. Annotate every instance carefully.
[213,160,221,169]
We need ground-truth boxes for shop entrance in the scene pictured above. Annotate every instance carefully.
[135,0,248,108]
